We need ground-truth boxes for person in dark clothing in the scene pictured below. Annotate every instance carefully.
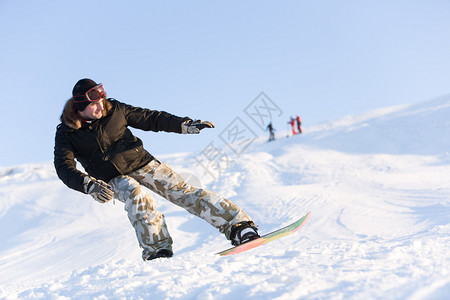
[54,78,259,261]
[266,122,275,142]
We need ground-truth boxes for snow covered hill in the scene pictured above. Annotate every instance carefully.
[1,96,449,299]
[303,94,450,155]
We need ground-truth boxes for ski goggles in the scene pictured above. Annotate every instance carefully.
[74,83,107,103]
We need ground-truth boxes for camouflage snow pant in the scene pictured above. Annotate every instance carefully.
[109,159,252,257]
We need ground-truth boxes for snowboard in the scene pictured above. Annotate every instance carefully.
[217,211,311,256]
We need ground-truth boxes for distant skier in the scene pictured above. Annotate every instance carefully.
[296,115,302,134]
[54,78,259,261]
[288,117,297,135]
[266,122,275,142]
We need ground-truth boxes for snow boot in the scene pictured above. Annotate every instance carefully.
[143,249,173,261]
[230,221,260,246]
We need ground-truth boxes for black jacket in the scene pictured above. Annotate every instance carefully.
[54,98,189,193]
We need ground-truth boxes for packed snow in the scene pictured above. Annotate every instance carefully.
[1,96,449,299]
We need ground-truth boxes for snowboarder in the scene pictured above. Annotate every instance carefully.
[288,117,297,135]
[296,115,302,134]
[266,122,275,142]
[54,78,259,261]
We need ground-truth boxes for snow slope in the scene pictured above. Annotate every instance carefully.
[1,96,449,299]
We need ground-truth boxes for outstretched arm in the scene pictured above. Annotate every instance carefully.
[117,100,214,134]
[118,100,190,133]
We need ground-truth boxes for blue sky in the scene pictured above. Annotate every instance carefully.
[1,0,449,167]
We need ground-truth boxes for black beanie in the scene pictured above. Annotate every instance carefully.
[72,78,98,111]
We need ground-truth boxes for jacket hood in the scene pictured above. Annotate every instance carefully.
[60,98,112,130]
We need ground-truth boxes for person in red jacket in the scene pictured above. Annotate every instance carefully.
[288,117,296,135]
[296,115,302,134]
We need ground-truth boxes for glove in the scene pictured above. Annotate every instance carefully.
[181,119,215,134]
[83,176,114,203]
